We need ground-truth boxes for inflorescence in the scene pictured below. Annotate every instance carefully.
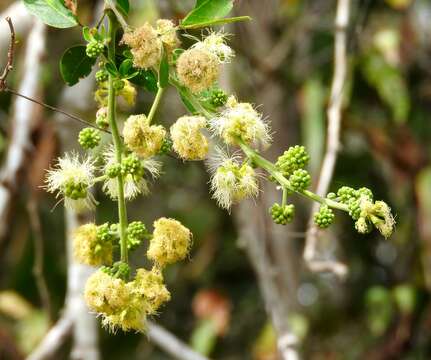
[44,10,395,334]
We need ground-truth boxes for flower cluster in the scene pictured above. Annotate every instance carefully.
[209,152,259,210]
[170,115,209,160]
[80,216,191,332]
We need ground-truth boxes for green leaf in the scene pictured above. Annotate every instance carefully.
[180,16,251,29]
[105,62,118,77]
[181,0,233,27]
[179,91,198,114]
[119,59,133,78]
[116,0,130,15]
[159,50,169,89]
[362,52,410,123]
[129,70,158,92]
[60,45,96,86]
[82,27,92,42]
[24,0,78,29]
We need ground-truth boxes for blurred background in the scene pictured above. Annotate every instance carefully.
[1,0,431,359]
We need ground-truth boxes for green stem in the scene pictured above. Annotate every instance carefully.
[282,187,288,207]
[238,141,349,212]
[105,0,129,30]
[107,12,128,263]
[147,86,165,124]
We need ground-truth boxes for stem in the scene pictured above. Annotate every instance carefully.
[238,141,349,212]
[282,187,288,207]
[107,12,128,263]
[147,86,165,124]
[105,0,129,30]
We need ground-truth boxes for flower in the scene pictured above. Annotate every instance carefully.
[156,19,180,54]
[102,147,161,200]
[356,197,395,238]
[122,23,162,69]
[176,47,220,93]
[210,96,271,148]
[132,267,171,314]
[170,115,209,160]
[84,270,147,332]
[45,152,96,212]
[209,151,259,210]
[73,223,113,266]
[123,114,166,158]
[147,218,192,267]
[193,31,234,63]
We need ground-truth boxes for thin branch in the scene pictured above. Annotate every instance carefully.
[27,196,53,323]
[303,0,351,277]
[0,17,15,91]
[27,314,73,360]
[147,321,210,360]
[3,88,111,134]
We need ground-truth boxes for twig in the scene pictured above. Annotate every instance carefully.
[303,0,351,278]
[27,314,74,360]
[27,196,53,323]
[3,88,111,134]
[0,17,15,91]
[0,19,46,240]
[147,321,210,360]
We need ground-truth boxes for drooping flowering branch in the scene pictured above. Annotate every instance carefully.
[14,0,395,335]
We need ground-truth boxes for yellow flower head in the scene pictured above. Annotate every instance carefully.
[357,197,395,238]
[209,152,259,210]
[132,267,171,314]
[170,115,209,160]
[147,218,192,267]
[210,96,271,148]
[84,270,130,315]
[122,23,162,69]
[156,19,180,54]
[123,114,166,158]
[73,223,112,266]
[176,47,220,93]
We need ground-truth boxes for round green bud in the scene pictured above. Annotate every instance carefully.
[121,154,144,177]
[357,187,373,201]
[78,127,101,150]
[105,163,122,178]
[102,261,131,280]
[95,69,109,82]
[210,88,228,107]
[127,221,147,251]
[270,203,295,225]
[96,107,109,129]
[86,41,104,58]
[158,137,173,155]
[327,192,337,200]
[97,223,117,243]
[289,169,311,191]
[63,180,88,200]
[113,79,125,91]
[313,205,335,228]
[276,145,310,177]
[348,199,361,220]
[337,186,357,204]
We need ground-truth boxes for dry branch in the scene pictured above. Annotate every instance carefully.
[303,0,351,278]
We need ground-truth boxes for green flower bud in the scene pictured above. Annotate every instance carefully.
[106,163,122,178]
[289,169,311,191]
[276,145,310,177]
[127,221,147,251]
[270,203,295,225]
[95,69,109,82]
[158,137,173,155]
[210,88,228,107]
[313,205,335,228]
[86,41,104,58]
[63,180,88,200]
[121,153,144,177]
[78,127,101,150]
[337,186,357,204]
[113,79,125,91]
